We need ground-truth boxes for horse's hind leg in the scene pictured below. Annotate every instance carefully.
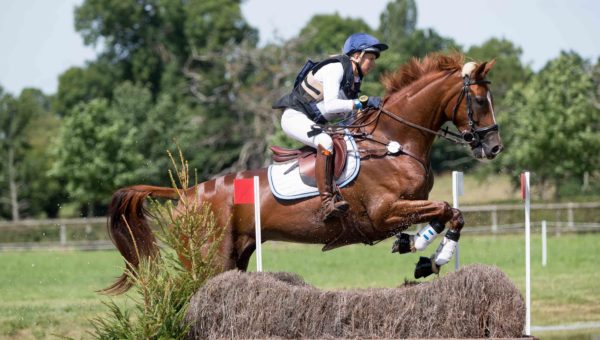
[234,235,256,271]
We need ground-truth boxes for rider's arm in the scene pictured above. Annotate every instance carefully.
[316,63,356,120]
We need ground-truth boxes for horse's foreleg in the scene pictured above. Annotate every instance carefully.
[382,200,459,251]
[378,200,464,278]
[381,200,456,228]
[416,207,464,278]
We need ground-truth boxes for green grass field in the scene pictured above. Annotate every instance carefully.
[1,232,599,339]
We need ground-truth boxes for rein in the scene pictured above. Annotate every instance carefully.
[378,106,467,145]
[329,74,495,147]
[313,74,496,179]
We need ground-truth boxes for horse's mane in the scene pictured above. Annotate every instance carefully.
[382,53,465,94]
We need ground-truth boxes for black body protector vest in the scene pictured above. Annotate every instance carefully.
[272,55,362,124]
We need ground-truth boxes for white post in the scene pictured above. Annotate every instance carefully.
[491,208,498,233]
[452,171,464,271]
[60,224,67,246]
[522,172,531,335]
[542,220,547,267]
[567,203,574,229]
[254,176,263,272]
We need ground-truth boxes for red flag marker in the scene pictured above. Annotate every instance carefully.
[233,176,263,271]
[234,178,254,204]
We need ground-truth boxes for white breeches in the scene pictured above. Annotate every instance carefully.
[281,108,333,152]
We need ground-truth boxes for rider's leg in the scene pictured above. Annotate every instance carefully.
[316,144,349,221]
[281,108,331,149]
[281,109,348,221]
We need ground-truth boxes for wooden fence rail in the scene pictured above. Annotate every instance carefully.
[0,202,599,251]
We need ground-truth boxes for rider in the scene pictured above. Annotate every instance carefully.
[273,33,388,221]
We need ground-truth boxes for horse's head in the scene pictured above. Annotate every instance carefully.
[447,60,503,160]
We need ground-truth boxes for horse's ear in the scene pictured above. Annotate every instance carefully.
[473,62,488,80]
[482,59,496,78]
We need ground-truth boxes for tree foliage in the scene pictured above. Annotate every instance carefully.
[54,60,120,116]
[496,52,600,199]
[50,97,144,211]
[379,0,417,46]
[466,38,532,105]
[0,88,61,219]
[4,0,600,220]
[297,14,372,56]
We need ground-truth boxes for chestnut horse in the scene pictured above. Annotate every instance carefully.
[104,54,502,294]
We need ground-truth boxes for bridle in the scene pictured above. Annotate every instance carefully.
[344,74,498,148]
[449,75,498,148]
[314,72,499,169]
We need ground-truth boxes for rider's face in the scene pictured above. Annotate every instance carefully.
[355,52,377,76]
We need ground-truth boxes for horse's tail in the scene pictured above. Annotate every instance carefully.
[102,185,180,295]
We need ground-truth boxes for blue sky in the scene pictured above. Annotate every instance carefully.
[1,0,599,95]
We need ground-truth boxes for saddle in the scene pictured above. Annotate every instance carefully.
[270,135,348,186]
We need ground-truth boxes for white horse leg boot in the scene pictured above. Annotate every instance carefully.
[413,220,445,251]
[433,229,461,266]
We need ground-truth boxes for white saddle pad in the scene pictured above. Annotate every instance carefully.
[268,135,360,200]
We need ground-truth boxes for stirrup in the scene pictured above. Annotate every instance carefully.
[321,199,349,221]
[333,200,349,213]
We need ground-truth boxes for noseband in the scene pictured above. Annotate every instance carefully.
[450,75,498,148]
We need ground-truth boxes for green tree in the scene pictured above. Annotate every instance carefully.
[403,28,460,58]
[111,82,196,185]
[0,88,62,220]
[73,0,257,99]
[18,89,67,218]
[379,0,417,49]
[54,60,121,116]
[367,1,460,96]
[67,0,260,182]
[0,88,26,220]
[297,14,372,56]
[75,0,174,95]
[497,52,600,199]
[50,98,144,214]
[466,38,532,105]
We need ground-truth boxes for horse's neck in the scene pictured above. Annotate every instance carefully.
[376,74,453,161]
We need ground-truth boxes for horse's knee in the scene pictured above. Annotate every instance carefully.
[438,201,454,221]
[449,208,464,230]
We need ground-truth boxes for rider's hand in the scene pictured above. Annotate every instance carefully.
[362,96,382,109]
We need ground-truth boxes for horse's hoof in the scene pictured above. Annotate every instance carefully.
[414,256,434,278]
[391,233,413,254]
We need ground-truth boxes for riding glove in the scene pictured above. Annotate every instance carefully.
[365,96,382,108]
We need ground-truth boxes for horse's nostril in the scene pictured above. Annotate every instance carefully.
[491,145,503,155]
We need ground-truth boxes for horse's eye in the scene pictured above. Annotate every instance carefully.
[474,96,486,106]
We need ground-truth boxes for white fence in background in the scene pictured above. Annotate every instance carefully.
[0,217,112,251]
[460,201,600,234]
[0,202,599,251]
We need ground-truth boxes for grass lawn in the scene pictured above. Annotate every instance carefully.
[0,250,127,339]
[1,232,599,338]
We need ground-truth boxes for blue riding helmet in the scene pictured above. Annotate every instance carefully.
[343,33,388,58]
